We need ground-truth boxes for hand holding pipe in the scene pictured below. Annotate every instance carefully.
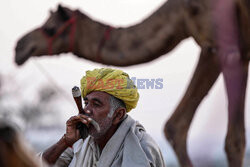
[72,86,100,139]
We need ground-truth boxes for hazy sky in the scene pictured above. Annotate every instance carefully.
[0,0,250,164]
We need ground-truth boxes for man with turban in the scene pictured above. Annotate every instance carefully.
[42,68,165,167]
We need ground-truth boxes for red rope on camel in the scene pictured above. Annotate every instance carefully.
[40,12,77,55]
[96,26,113,63]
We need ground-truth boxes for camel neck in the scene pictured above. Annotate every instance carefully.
[73,3,188,66]
[73,12,106,61]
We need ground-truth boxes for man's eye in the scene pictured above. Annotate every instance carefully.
[94,103,101,107]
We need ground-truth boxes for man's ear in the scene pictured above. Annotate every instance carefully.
[112,108,126,125]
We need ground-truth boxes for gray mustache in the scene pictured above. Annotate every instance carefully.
[89,118,100,132]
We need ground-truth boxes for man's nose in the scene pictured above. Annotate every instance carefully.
[83,106,92,116]
[85,109,92,116]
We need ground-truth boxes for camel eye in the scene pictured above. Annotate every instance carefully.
[43,27,56,36]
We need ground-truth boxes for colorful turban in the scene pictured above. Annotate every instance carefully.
[80,68,139,112]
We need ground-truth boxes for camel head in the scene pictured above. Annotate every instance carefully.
[15,5,77,65]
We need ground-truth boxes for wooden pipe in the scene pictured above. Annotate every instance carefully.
[72,86,100,136]
[72,86,84,114]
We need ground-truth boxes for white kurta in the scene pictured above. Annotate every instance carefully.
[54,115,165,167]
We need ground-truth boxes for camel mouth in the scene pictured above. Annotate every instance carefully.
[15,47,35,66]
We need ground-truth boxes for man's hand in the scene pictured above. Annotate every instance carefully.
[65,114,91,146]
[42,114,91,165]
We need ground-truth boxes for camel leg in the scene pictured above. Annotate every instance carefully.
[164,47,220,167]
[222,56,249,167]
[216,13,248,166]
[211,0,248,165]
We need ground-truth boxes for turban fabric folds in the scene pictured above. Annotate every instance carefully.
[80,68,139,112]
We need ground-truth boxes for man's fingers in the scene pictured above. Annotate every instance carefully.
[78,114,89,119]
[78,114,91,125]
[80,119,88,125]
[66,116,79,125]
[66,115,90,126]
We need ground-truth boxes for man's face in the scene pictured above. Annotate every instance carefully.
[83,91,113,139]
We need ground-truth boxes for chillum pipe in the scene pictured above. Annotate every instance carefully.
[72,86,84,114]
[72,86,100,132]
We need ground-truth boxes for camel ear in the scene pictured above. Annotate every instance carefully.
[58,4,70,21]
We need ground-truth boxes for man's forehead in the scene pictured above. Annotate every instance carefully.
[84,91,110,101]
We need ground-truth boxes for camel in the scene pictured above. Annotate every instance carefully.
[15,0,250,166]
[0,120,45,167]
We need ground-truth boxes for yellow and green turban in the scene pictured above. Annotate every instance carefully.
[80,68,139,112]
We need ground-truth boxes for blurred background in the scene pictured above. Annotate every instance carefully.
[0,0,249,166]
